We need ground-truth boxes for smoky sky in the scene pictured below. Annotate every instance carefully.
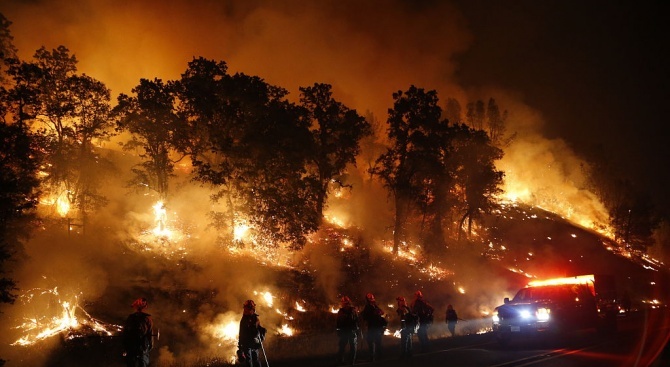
[453,0,670,213]
[4,0,666,215]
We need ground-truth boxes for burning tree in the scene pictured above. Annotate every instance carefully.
[115,78,186,200]
[3,45,115,228]
[371,86,504,254]
[175,58,319,248]
[371,86,450,254]
[299,83,372,222]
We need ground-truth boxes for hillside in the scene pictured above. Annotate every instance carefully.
[1,201,668,367]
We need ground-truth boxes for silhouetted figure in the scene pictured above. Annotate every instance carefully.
[336,296,359,365]
[411,290,434,352]
[237,300,267,367]
[123,297,154,367]
[445,304,458,336]
[396,296,417,359]
[361,293,386,361]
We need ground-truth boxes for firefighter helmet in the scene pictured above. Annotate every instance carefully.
[243,299,256,310]
[131,297,148,311]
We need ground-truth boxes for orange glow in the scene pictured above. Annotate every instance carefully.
[527,274,595,287]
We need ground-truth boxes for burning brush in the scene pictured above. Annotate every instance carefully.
[11,287,122,346]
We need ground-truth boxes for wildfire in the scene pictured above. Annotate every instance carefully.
[233,221,251,242]
[277,324,294,336]
[152,201,171,237]
[295,301,306,312]
[39,189,71,217]
[12,287,121,346]
[213,320,239,342]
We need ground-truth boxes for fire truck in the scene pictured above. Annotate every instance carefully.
[492,274,618,345]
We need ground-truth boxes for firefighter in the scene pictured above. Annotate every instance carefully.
[411,290,434,352]
[396,296,416,359]
[361,292,386,362]
[122,297,154,367]
[336,296,359,365]
[445,304,458,337]
[237,300,267,367]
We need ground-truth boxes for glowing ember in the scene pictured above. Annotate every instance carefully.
[12,288,120,346]
[458,286,466,294]
[253,291,274,307]
[295,301,306,312]
[152,201,171,237]
[234,221,251,242]
[213,320,239,342]
[277,324,294,336]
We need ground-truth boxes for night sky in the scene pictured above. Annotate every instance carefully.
[453,0,670,212]
[2,0,669,213]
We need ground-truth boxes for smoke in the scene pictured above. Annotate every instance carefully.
[0,0,620,365]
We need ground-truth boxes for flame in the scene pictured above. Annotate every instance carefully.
[330,306,339,314]
[295,301,306,312]
[253,291,274,308]
[39,189,71,217]
[152,201,171,237]
[213,320,239,342]
[234,221,251,242]
[277,324,294,336]
[12,288,120,346]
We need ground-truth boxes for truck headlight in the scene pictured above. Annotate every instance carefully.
[536,308,551,321]
[492,311,500,323]
[520,310,532,319]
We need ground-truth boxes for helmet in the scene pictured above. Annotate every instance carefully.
[415,290,423,299]
[396,296,406,302]
[243,299,256,310]
[366,293,375,302]
[131,297,148,311]
[341,296,352,306]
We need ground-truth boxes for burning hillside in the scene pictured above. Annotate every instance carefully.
[1,193,666,366]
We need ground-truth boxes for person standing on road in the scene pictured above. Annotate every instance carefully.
[122,297,154,367]
[396,296,417,359]
[336,296,359,365]
[237,300,267,367]
[361,292,386,362]
[445,304,459,337]
[411,290,434,352]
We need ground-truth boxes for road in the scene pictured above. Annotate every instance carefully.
[269,309,670,367]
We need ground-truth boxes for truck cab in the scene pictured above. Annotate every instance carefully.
[492,274,615,345]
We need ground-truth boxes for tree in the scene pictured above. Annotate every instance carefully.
[0,121,41,301]
[115,78,184,199]
[371,86,448,254]
[466,99,485,130]
[486,98,508,145]
[176,58,318,248]
[444,97,462,125]
[586,146,659,253]
[0,14,40,318]
[299,83,371,221]
[11,46,114,223]
[0,13,17,85]
[448,124,504,239]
